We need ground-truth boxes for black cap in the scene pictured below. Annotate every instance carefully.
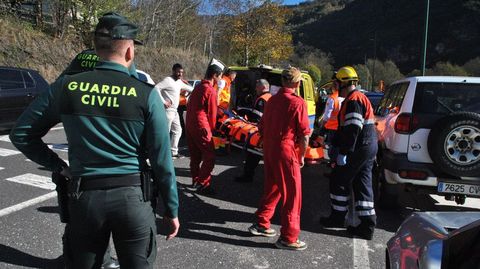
[94,12,143,45]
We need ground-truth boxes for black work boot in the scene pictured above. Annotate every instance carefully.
[346,217,375,240]
[319,211,346,228]
[346,225,374,240]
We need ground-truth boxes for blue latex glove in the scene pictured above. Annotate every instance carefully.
[336,154,347,166]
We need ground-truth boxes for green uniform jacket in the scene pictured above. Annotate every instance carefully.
[60,49,139,79]
[10,61,178,218]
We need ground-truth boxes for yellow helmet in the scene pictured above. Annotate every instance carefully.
[335,66,359,83]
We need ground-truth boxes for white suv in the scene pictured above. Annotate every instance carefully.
[374,76,480,206]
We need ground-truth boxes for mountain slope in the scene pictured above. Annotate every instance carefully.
[290,0,480,73]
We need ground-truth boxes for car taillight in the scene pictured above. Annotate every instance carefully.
[394,113,418,134]
[399,170,428,180]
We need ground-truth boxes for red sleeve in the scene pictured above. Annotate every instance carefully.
[207,87,217,130]
[296,100,311,137]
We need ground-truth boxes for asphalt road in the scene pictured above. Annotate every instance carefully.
[0,126,479,269]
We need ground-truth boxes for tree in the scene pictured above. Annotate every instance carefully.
[67,0,134,45]
[136,0,202,49]
[304,64,321,86]
[353,64,371,90]
[463,57,480,76]
[291,43,334,85]
[229,1,293,66]
[366,59,403,89]
[427,62,468,76]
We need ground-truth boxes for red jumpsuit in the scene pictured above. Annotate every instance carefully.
[186,80,217,187]
[256,87,310,243]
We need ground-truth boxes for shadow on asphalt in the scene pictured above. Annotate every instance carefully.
[155,181,275,249]
[0,244,64,268]
[168,140,480,246]
[37,205,60,214]
[168,143,369,242]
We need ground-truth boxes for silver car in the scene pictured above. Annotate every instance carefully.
[386,211,480,269]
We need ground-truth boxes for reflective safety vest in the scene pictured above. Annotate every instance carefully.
[338,90,375,128]
[252,92,272,118]
[324,91,341,131]
[218,75,232,109]
[336,89,376,154]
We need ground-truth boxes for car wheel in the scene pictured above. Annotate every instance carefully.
[428,112,480,177]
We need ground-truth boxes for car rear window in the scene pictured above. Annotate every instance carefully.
[375,82,409,115]
[413,82,480,114]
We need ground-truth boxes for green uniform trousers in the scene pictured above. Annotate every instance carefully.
[64,186,157,269]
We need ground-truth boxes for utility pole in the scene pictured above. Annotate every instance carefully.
[421,0,430,76]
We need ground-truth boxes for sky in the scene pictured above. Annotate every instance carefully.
[282,0,306,5]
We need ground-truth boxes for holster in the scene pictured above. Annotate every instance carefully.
[52,172,69,223]
[140,168,154,202]
[141,167,159,213]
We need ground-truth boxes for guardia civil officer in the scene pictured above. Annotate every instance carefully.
[58,38,143,269]
[10,12,180,268]
[319,66,377,240]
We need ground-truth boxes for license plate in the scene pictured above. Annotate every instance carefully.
[438,182,480,197]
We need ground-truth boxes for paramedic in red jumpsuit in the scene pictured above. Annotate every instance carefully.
[248,67,311,251]
[186,65,223,194]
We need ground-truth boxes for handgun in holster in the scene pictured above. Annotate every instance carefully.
[141,167,159,212]
[52,172,69,223]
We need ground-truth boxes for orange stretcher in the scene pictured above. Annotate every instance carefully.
[213,112,325,163]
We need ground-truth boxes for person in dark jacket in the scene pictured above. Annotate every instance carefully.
[320,66,377,240]
[10,12,180,268]
[235,79,272,182]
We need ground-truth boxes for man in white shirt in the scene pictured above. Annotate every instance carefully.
[154,63,193,158]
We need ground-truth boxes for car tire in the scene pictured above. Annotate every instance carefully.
[428,112,480,177]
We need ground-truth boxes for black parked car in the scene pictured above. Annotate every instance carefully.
[0,67,49,131]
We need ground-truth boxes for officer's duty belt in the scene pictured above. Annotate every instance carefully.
[75,173,141,191]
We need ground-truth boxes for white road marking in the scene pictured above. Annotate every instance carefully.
[5,173,56,190]
[0,191,56,218]
[48,144,69,152]
[0,135,10,142]
[0,148,20,157]
[353,238,370,269]
[0,167,4,170]
[50,126,64,131]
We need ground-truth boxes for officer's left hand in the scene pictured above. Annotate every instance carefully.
[164,217,180,240]
[336,154,347,166]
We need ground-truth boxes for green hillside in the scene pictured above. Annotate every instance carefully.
[290,0,480,73]
[0,16,208,83]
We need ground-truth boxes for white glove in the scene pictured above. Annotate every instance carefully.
[336,154,347,166]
